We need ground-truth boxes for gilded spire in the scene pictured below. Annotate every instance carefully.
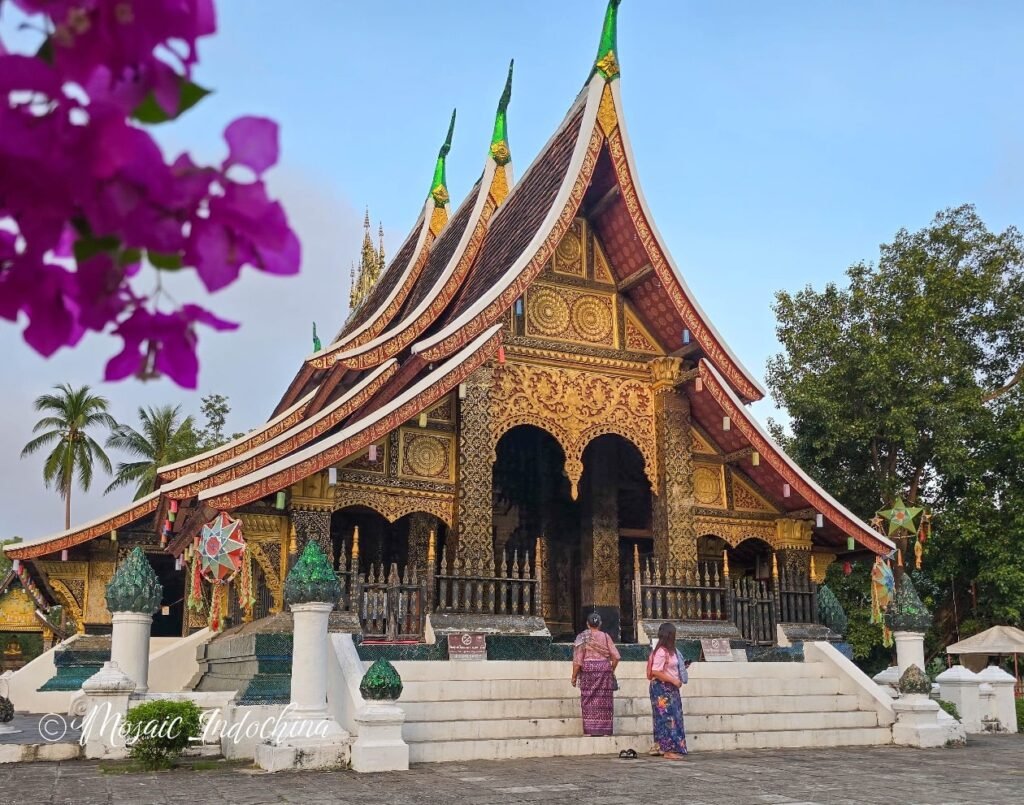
[429,109,457,208]
[350,207,384,310]
[489,60,514,166]
[377,222,385,271]
[592,0,622,81]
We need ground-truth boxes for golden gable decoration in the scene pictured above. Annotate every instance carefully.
[624,307,660,354]
[593,237,615,285]
[399,429,455,482]
[553,220,585,277]
[731,474,779,513]
[526,283,616,348]
[690,427,717,455]
[693,463,726,507]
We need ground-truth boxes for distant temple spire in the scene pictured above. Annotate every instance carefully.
[377,221,385,270]
[429,109,457,208]
[349,208,386,311]
[592,0,622,81]
[489,60,514,166]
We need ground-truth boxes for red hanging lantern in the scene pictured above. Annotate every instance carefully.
[497,345,506,365]
[843,560,853,576]
[169,499,179,514]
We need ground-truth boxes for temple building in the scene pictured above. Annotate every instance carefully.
[5,0,894,648]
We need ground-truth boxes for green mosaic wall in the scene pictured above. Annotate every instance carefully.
[38,646,110,691]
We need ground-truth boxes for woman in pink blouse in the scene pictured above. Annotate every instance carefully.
[646,622,688,759]
[571,612,621,736]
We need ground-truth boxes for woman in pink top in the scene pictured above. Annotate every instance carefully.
[647,622,688,759]
[571,612,621,736]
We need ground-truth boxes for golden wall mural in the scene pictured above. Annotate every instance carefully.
[488,359,657,498]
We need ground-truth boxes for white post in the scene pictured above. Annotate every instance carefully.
[110,611,153,694]
[288,602,334,721]
[80,661,136,760]
[977,666,1018,733]
[351,701,409,772]
[894,631,926,676]
[935,665,982,733]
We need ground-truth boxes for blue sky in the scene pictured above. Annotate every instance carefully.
[2,0,1022,539]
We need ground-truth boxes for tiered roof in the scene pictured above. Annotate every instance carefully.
[5,0,893,563]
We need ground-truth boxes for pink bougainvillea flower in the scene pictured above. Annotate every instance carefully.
[224,116,279,174]
[105,303,237,388]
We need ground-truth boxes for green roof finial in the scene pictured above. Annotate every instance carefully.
[312,322,321,352]
[283,541,341,606]
[430,109,457,207]
[592,0,622,81]
[105,546,163,615]
[489,60,514,166]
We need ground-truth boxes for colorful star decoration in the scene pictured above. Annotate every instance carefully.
[199,512,246,583]
[877,498,923,537]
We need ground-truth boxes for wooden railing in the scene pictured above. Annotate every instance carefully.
[732,575,776,645]
[434,538,543,617]
[633,553,731,624]
[358,562,424,641]
[776,562,818,624]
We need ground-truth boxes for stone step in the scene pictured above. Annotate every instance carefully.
[407,726,892,763]
[403,709,881,743]
[398,675,840,702]
[400,692,863,722]
[390,660,829,682]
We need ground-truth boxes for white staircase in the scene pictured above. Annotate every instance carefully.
[391,658,893,763]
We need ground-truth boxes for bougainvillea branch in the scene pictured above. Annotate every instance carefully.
[0,0,300,387]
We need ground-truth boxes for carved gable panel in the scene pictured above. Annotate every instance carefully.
[399,428,455,483]
[552,219,585,277]
[731,474,780,514]
[525,283,617,349]
[692,462,726,508]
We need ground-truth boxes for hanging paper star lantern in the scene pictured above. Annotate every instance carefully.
[199,512,246,584]
[877,497,923,537]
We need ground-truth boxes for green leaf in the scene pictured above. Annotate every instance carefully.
[147,250,183,271]
[119,248,142,267]
[36,38,53,65]
[132,79,212,125]
[73,236,121,264]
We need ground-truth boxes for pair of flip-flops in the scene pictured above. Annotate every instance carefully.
[618,749,639,759]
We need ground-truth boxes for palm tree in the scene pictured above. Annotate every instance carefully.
[21,384,118,530]
[105,405,199,499]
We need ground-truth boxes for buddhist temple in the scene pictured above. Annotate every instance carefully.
[4,0,895,650]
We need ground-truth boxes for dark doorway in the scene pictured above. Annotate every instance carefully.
[148,552,184,637]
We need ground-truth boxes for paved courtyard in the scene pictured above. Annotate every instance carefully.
[0,734,1021,805]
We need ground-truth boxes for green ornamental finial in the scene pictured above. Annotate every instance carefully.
[105,546,163,614]
[884,574,932,633]
[312,322,321,352]
[430,109,457,207]
[283,541,341,606]
[592,0,622,81]
[359,659,403,701]
[817,584,849,636]
[489,60,514,166]
[897,664,932,695]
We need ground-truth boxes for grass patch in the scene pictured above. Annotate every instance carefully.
[99,757,248,774]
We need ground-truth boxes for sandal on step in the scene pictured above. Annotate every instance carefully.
[618,749,638,759]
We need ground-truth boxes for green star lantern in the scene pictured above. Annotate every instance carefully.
[877,497,923,537]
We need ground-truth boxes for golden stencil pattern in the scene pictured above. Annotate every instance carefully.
[489,360,657,497]
[0,588,38,631]
[336,483,455,527]
[732,475,777,513]
[693,464,725,507]
[526,283,616,347]
[427,395,453,422]
[457,367,496,563]
[553,221,584,277]
[592,238,615,285]
[694,515,778,548]
[597,83,618,136]
[690,427,717,455]
[624,313,659,354]
[343,440,387,473]
[401,431,453,481]
[652,391,697,569]
[489,164,510,206]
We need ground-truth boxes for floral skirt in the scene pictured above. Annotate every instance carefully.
[650,679,687,754]
[579,658,614,736]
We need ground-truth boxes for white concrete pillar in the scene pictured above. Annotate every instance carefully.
[891,693,946,748]
[935,665,982,733]
[289,602,333,719]
[110,611,153,694]
[977,666,1018,733]
[351,701,409,772]
[894,631,926,676]
[80,661,136,759]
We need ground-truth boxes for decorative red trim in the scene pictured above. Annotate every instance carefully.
[7,497,160,560]
[607,130,763,403]
[697,361,890,555]
[203,328,503,510]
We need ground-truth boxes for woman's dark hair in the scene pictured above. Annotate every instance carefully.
[586,612,602,628]
[655,622,676,656]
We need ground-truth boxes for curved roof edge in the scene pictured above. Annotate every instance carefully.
[607,81,766,402]
[698,359,894,555]
[200,325,504,510]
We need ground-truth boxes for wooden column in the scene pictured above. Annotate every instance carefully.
[455,367,495,566]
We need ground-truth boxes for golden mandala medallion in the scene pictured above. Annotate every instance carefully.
[405,435,447,478]
[571,296,613,343]
[527,287,570,337]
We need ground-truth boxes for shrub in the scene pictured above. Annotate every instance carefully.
[124,699,202,770]
[1016,698,1024,734]
[937,699,960,721]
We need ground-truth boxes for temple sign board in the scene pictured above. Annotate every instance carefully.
[448,633,487,661]
[701,637,734,662]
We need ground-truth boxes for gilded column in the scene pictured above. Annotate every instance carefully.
[775,519,813,578]
[580,438,621,639]
[456,366,495,565]
[405,513,434,578]
[649,358,697,571]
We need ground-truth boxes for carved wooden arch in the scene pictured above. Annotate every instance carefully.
[246,542,281,613]
[488,362,658,498]
[694,516,779,550]
[333,483,454,527]
[48,579,85,634]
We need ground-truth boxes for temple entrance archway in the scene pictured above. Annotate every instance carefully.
[727,537,774,581]
[330,507,448,580]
